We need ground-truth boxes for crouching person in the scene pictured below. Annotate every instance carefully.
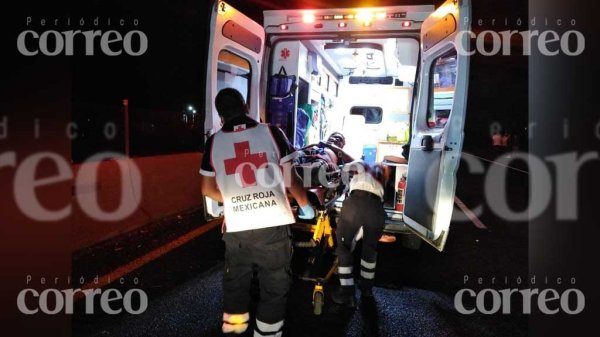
[200,88,314,336]
[332,160,387,307]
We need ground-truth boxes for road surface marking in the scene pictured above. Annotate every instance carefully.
[455,197,488,229]
[75,218,222,300]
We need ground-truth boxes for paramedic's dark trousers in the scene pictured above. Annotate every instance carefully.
[222,225,292,337]
[336,191,386,290]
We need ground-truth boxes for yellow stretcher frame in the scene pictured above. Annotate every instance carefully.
[294,206,341,315]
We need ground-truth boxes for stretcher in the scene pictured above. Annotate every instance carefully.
[291,154,348,315]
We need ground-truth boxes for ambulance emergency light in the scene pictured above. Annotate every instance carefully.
[277,9,411,31]
[289,10,408,24]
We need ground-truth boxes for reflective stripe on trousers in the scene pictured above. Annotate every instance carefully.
[338,265,354,286]
[222,312,249,334]
[254,319,284,337]
[360,259,376,279]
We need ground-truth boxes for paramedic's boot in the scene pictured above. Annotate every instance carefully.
[331,285,356,308]
[359,279,374,299]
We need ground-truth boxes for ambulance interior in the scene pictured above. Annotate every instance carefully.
[213,34,459,216]
[264,37,457,214]
[270,38,417,161]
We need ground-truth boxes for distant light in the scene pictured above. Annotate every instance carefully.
[338,22,347,28]
[363,21,372,27]
[334,15,344,20]
[279,24,288,30]
[344,14,355,20]
[375,12,387,20]
[402,21,412,28]
[302,13,315,23]
[192,109,197,114]
[188,105,193,111]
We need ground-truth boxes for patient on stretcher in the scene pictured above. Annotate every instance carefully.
[295,132,354,188]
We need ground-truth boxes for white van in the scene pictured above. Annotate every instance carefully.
[203,0,471,252]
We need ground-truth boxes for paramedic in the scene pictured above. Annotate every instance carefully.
[200,88,314,337]
[332,160,387,307]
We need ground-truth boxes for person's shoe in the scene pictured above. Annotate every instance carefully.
[378,234,397,243]
[331,285,356,308]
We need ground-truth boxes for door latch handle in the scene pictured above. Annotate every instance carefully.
[421,135,434,152]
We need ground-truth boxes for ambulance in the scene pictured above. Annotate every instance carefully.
[203,0,471,251]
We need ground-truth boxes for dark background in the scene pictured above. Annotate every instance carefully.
[2,0,599,336]
[3,0,528,162]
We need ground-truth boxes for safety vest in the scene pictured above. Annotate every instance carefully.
[347,162,384,200]
[211,124,295,232]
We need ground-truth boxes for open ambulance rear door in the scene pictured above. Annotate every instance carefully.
[402,0,471,251]
[203,1,265,218]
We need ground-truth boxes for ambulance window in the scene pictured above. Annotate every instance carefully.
[427,49,457,129]
[217,50,251,103]
[350,106,383,124]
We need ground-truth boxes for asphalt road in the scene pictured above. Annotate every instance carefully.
[73,158,529,337]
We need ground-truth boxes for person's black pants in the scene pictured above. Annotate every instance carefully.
[335,191,386,288]
[222,225,292,336]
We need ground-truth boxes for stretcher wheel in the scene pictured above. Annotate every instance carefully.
[313,291,324,315]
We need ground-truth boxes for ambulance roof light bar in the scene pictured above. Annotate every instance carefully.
[287,10,407,23]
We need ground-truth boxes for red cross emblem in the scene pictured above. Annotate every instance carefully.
[280,48,290,60]
[224,141,268,188]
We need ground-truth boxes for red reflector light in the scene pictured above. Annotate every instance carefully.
[402,21,412,28]
[338,22,347,28]
[279,24,288,30]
